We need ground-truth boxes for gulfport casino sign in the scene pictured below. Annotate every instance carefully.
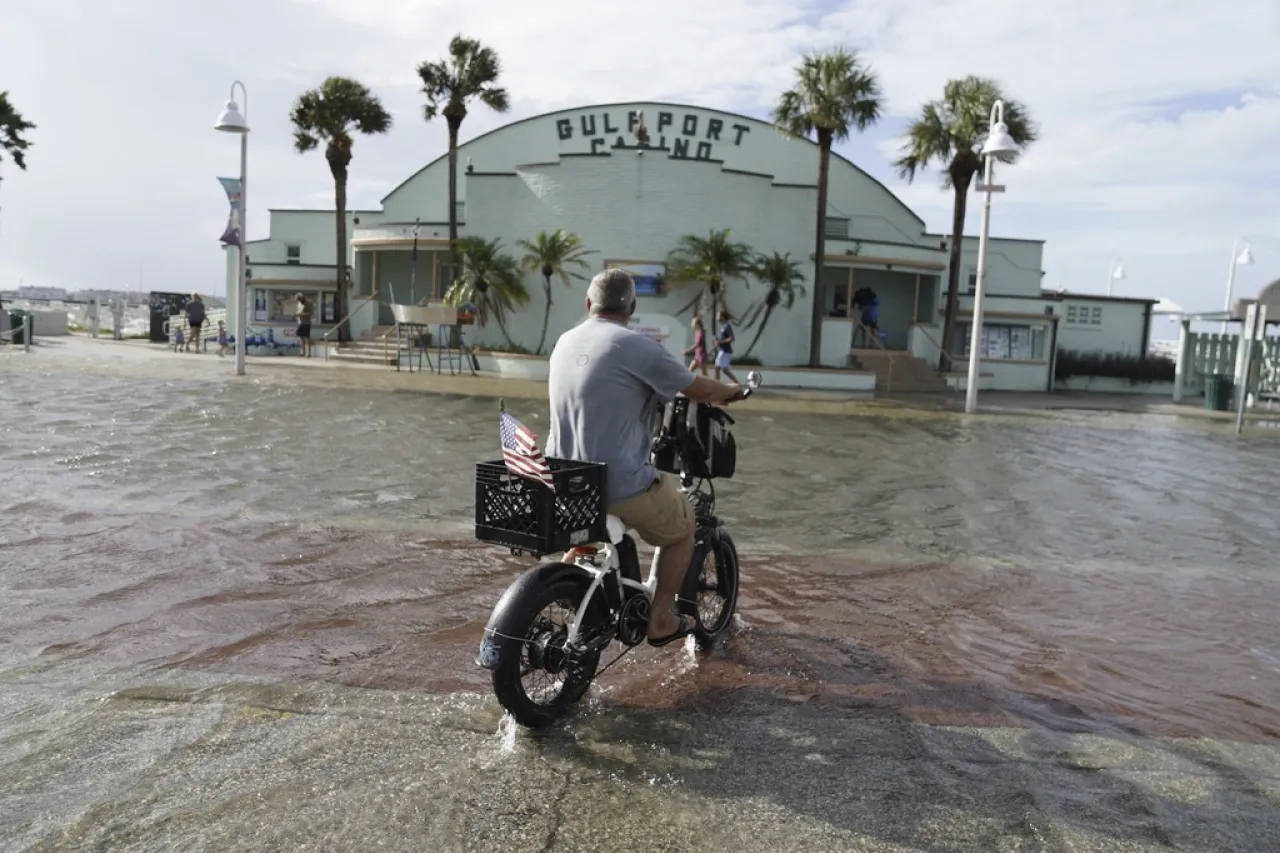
[555,108,751,160]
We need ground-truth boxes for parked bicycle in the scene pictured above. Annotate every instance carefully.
[473,371,762,728]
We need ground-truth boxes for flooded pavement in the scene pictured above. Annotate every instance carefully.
[2,341,1280,851]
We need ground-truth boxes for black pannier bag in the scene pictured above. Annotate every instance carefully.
[652,396,737,480]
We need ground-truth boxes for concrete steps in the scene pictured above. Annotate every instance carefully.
[330,327,400,365]
[848,348,951,393]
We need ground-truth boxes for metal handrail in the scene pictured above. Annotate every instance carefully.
[322,289,378,360]
[850,319,897,390]
[0,315,33,352]
[908,323,960,371]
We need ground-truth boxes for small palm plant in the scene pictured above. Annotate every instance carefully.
[742,251,807,358]
[517,228,595,355]
[665,228,756,326]
[444,236,530,349]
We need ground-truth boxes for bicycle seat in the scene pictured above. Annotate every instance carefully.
[606,514,626,544]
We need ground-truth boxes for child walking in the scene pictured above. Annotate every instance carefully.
[713,309,739,384]
[216,320,228,357]
[684,315,708,375]
[172,325,185,352]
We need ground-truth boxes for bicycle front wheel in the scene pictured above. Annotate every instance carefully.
[690,530,740,647]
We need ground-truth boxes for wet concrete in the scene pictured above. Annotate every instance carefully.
[2,336,1279,851]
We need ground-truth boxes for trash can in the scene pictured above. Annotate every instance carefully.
[1204,373,1234,411]
[7,309,29,345]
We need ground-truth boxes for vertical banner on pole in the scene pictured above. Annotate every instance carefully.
[218,177,244,246]
[1236,303,1260,434]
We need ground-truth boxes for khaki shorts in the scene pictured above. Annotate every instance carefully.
[608,472,694,548]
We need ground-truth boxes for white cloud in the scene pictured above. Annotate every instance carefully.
[0,0,1276,316]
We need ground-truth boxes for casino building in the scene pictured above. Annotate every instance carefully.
[225,101,1155,392]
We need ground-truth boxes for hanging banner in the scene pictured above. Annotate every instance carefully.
[218,177,243,246]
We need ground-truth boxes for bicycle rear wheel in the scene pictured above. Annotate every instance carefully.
[491,578,607,729]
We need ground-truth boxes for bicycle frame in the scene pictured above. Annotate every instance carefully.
[562,472,719,646]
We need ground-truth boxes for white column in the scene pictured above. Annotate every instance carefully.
[1173,319,1191,403]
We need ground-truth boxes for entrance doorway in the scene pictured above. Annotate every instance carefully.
[823,266,939,350]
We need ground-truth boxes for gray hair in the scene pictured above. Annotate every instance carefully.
[587,269,636,316]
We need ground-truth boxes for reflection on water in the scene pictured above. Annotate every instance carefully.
[2,356,1280,851]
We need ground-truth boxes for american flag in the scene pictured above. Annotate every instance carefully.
[500,410,556,492]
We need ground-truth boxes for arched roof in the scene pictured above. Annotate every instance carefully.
[379,100,925,228]
[1259,277,1280,309]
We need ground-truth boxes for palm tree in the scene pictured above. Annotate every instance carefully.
[742,251,807,358]
[417,35,510,264]
[0,91,34,182]
[517,228,595,355]
[665,228,756,326]
[444,236,530,350]
[0,91,34,321]
[772,47,883,367]
[894,75,1037,370]
[290,77,393,343]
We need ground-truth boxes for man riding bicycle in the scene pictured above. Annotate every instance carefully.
[547,269,745,647]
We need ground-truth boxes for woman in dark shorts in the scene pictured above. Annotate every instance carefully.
[184,293,205,352]
[294,292,313,357]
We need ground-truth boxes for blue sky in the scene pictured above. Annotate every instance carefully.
[1,0,1277,338]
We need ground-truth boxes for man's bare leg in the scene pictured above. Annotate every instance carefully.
[647,530,694,641]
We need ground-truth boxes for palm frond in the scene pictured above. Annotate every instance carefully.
[895,75,1038,186]
[771,47,883,143]
[0,91,35,171]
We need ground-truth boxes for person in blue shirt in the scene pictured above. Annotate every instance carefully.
[713,309,740,384]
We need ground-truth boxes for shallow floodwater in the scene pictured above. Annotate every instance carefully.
[2,345,1279,852]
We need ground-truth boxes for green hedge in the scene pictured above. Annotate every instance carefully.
[1054,349,1175,383]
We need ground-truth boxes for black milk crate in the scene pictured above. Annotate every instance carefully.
[474,458,608,556]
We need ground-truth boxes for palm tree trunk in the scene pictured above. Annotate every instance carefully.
[938,169,972,371]
[744,304,775,357]
[536,276,552,355]
[495,310,517,349]
[674,291,701,318]
[446,119,461,264]
[809,130,833,367]
[334,176,351,343]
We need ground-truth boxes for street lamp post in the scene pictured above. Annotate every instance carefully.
[964,100,1020,415]
[214,82,250,376]
[1220,237,1253,336]
[1106,258,1126,296]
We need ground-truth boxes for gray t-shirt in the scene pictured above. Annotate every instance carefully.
[547,318,696,506]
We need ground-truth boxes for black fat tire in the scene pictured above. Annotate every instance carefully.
[491,578,605,729]
[691,530,740,648]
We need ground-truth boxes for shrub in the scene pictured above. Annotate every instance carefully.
[733,355,763,366]
[1054,349,1175,383]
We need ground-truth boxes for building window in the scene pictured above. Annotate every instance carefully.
[253,287,324,324]
[968,271,978,293]
[953,322,1048,361]
[1064,304,1104,326]
[286,245,301,265]
[824,217,850,240]
[455,201,466,223]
